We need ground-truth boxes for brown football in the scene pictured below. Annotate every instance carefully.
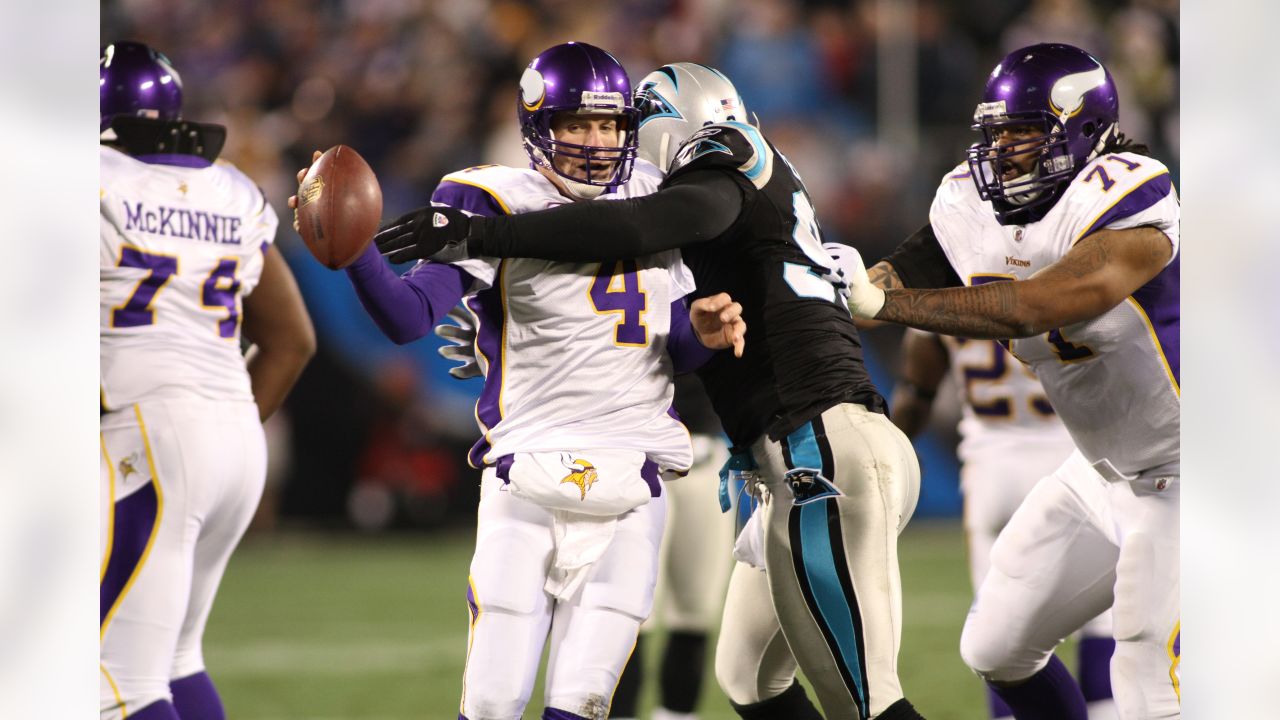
[294,145,383,269]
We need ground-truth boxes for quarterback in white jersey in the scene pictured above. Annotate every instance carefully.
[840,44,1179,719]
[890,330,1116,719]
[292,43,744,720]
[100,43,314,720]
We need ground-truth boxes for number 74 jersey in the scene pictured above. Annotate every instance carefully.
[929,152,1180,477]
[100,146,278,409]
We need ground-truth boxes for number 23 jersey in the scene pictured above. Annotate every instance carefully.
[100,146,278,409]
[929,152,1179,476]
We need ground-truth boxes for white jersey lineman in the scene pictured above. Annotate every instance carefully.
[100,145,276,717]
[431,161,696,720]
[929,152,1180,717]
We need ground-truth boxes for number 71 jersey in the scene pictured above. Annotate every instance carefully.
[929,152,1180,477]
[100,146,279,409]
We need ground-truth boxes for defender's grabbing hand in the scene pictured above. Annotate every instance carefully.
[689,293,746,358]
[374,206,473,265]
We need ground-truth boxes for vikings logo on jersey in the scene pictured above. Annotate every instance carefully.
[559,454,599,500]
[118,452,141,481]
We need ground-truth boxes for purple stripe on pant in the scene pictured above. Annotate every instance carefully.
[101,481,160,626]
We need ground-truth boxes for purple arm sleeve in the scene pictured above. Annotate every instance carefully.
[667,298,716,374]
[343,180,504,345]
[344,243,473,345]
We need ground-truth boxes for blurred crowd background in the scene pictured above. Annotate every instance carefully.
[101,0,1179,532]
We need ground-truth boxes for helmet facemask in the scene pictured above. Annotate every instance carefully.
[521,102,640,199]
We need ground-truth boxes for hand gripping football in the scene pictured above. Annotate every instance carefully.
[295,145,383,269]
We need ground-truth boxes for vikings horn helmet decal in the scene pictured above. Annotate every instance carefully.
[101,41,184,133]
[634,63,749,174]
[517,42,640,198]
[966,43,1120,225]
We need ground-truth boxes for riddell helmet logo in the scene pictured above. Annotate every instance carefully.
[559,454,599,500]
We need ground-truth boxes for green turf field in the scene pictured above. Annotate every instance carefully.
[204,520,1002,719]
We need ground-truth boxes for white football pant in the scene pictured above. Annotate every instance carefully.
[716,403,920,720]
[960,451,1180,719]
[461,468,666,720]
[962,445,1114,640]
[100,399,265,718]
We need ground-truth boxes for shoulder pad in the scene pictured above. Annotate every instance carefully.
[1064,153,1175,240]
[668,122,774,189]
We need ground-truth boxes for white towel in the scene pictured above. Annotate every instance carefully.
[544,510,619,600]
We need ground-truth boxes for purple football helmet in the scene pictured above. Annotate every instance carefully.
[967,43,1119,224]
[518,42,640,193]
[100,41,184,133]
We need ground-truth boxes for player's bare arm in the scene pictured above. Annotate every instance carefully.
[868,260,904,290]
[870,226,1172,338]
[688,293,746,358]
[242,245,316,421]
[890,330,948,438]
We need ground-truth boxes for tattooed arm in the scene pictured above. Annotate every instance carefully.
[872,226,1173,338]
[850,260,904,329]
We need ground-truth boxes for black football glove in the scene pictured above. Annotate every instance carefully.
[373,205,473,264]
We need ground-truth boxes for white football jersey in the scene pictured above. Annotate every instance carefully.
[940,335,1073,466]
[930,152,1179,476]
[100,146,278,410]
[437,162,696,472]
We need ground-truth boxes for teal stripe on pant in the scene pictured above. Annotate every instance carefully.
[786,422,824,469]
[798,499,868,713]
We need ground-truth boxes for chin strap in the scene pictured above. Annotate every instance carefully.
[1087,123,1118,163]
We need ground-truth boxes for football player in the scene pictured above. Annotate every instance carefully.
[434,302,735,720]
[833,44,1180,720]
[100,42,315,720]
[378,63,927,720]
[290,43,745,720]
[888,329,1117,720]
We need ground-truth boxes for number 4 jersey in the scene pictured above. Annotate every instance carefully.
[100,145,278,410]
[929,152,1179,477]
[431,161,695,473]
